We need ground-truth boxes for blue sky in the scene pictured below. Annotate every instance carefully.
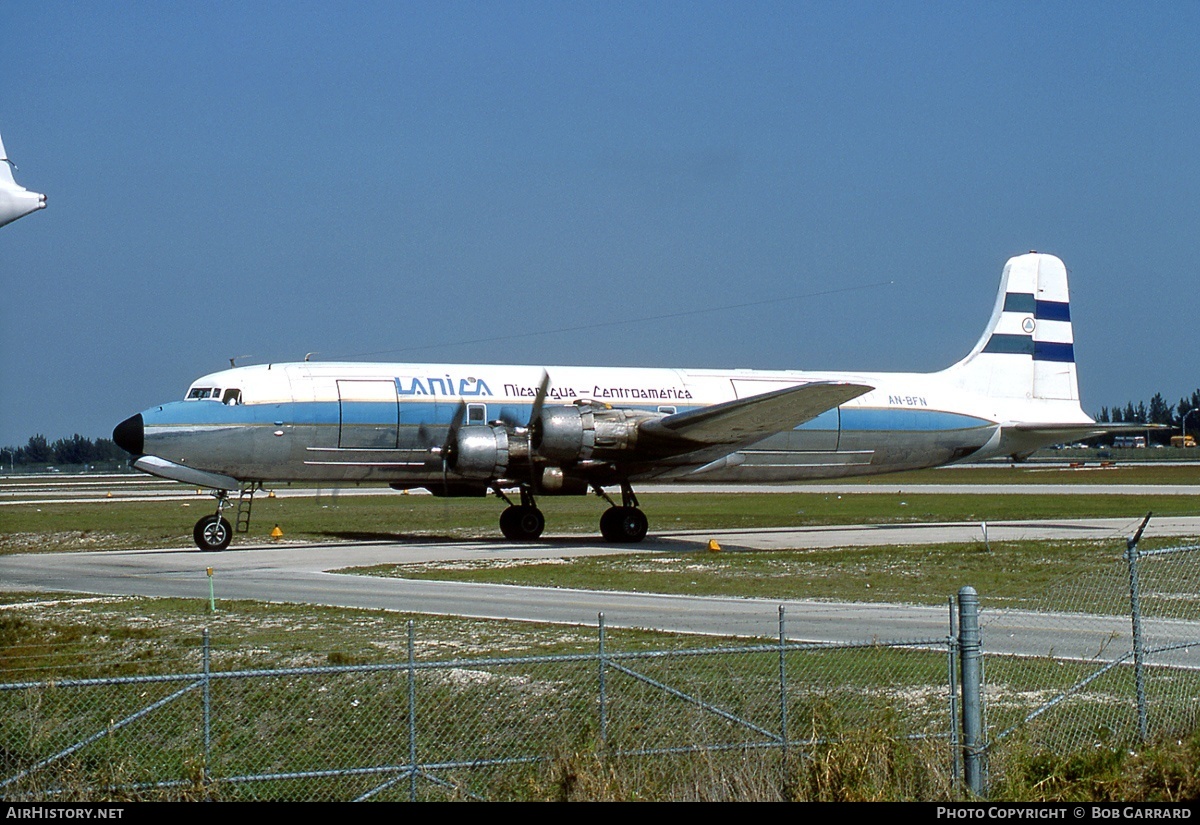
[2,2,1198,447]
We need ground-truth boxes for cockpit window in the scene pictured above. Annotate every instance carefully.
[187,388,214,400]
[222,388,242,405]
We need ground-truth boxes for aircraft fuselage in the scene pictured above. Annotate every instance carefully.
[121,361,1007,487]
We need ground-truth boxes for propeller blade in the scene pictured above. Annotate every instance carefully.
[437,401,467,492]
[525,371,551,482]
[440,400,467,469]
[527,371,550,429]
[417,422,436,447]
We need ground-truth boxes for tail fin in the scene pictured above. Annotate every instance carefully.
[941,252,1080,402]
[0,131,47,229]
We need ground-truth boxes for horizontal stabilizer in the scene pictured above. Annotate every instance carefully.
[1011,421,1168,439]
[979,420,1170,461]
[643,381,872,446]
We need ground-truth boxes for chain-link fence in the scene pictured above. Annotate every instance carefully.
[1,611,956,801]
[979,526,1200,793]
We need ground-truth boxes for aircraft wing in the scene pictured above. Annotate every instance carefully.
[639,380,873,449]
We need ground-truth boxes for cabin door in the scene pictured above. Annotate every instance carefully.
[337,379,400,449]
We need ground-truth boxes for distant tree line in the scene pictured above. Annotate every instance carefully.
[1,434,129,468]
[1093,388,1200,445]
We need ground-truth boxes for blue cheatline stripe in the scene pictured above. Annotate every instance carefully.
[145,400,994,436]
[796,408,838,431]
[982,333,1034,355]
[339,400,398,426]
[1035,300,1071,322]
[1003,292,1036,313]
[841,408,992,432]
[1033,341,1075,363]
[146,400,292,425]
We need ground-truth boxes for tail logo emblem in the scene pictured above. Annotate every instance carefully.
[1021,317,1036,333]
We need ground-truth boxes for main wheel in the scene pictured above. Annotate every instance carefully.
[499,505,545,541]
[194,515,233,551]
[599,506,648,543]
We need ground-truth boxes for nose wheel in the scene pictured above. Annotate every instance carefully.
[194,514,232,551]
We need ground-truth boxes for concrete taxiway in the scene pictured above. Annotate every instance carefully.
[1,518,1197,665]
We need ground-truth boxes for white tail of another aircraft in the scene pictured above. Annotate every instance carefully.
[0,130,47,229]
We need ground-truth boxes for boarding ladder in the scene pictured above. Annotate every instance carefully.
[235,485,259,534]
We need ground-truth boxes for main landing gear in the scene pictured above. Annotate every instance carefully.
[494,486,546,541]
[492,482,648,543]
[595,483,648,543]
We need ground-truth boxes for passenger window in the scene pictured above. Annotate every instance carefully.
[467,403,487,425]
[223,388,242,405]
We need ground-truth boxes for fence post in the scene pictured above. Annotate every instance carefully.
[778,606,788,758]
[1126,513,1152,742]
[408,619,417,802]
[202,628,211,791]
[957,586,985,798]
[598,612,607,750]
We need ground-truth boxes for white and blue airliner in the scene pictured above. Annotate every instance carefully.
[114,252,1118,550]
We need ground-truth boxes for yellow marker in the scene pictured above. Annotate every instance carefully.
[267,490,276,498]
[106,491,113,498]
[707,539,721,552]
[270,524,283,538]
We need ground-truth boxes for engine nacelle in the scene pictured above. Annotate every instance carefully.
[535,404,653,462]
[449,425,510,479]
[539,466,589,495]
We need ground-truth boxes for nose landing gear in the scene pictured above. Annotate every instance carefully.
[192,485,260,551]
[194,513,233,551]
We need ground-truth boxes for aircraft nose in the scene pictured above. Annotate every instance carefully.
[113,414,144,456]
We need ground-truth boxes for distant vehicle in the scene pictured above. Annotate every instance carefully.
[1171,435,1197,448]
[1114,436,1147,448]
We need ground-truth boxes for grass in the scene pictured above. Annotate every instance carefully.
[3,489,1199,553]
[347,536,1197,609]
